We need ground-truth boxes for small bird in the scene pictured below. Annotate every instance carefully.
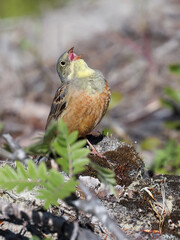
[46,47,111,156]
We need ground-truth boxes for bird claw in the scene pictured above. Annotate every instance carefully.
[90,149,106,159]
[86,138,106,159]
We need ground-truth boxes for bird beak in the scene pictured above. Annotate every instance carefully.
[72,55,82,61]
[68,47,81,61]
[68,47,74,54]
[68,47,75,61]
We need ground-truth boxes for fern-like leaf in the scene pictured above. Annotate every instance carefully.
[52,119,90,177]
[0,161,45,193]
[38,177,77,209]
[90,162,116,194]
[26,121,58,155]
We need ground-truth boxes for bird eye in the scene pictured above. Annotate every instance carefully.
[60,61,66,66]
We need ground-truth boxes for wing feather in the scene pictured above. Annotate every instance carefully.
[45,82,69,130]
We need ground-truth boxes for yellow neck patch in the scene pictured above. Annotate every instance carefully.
[69,59,94,79]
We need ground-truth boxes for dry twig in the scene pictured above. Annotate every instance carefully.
[72,181,131,240]
[0,134,29,165]
[0,199,100,240]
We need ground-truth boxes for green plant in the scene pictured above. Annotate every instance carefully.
[152,63,180,174]
[108,91,123,110]
[141,137,162,151]
[0,122,3,134]
[151,140,180,174]
[161,63,180,130]
[161,86,180,115]
[0,0,69,18]
[103,91,123,136]
[169,64,180,76]
[0,120,116,209]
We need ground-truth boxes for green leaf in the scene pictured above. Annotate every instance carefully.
[90,162,116,189]
[0,122,4,132]
[28,160,38,180]
[73,166,86,175]
[38,162,47,180]
[164,87,180,104]
[141,137,162,150]
[16,161,28,179]
[37,189,53,208]
[27,121,58,155]
[45,182,57,192]
[48,169,64,186]
[27,182,37,191]
[16,182,28,193]
[67,131,78,145]
[90,162,116,194]
[71,148,90,160]
[37,178,77,209]
[3,182,17,190]
[152,139,180,174]
[58,119,68,136]
[72,158,90,175]
[3,165,18,179]
[56,157,69,172]
[164,121,180,130]
[52,142,68,158]
[56,137,67,147]
[72,158,90,167]
[71,140,86,151]
[109,91,123,110]
[169,64,180,75]
[161,99,174,110]
[44,121,58,143]
[59,178,77,199]
[103,128,113,136]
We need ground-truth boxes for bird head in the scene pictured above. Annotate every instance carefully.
[56,47,82,82]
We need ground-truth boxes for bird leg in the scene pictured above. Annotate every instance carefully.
[86,138,106,159]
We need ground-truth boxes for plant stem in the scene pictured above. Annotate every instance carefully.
[67,144,73,178]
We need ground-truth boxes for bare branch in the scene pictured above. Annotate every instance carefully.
[0,148,14,160]
[1,134,29,165]
[0,199,100,240]
[72,181,131,240]
[70,221,79,240]
[3,134,21,152]
[0,199,65,232]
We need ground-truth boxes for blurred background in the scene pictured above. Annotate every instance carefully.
[0,0,180,174]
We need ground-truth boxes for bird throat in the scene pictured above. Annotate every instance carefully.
[69,59,106,94]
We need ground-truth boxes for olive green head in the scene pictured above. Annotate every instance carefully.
[56,51,71,82]
[56,47,82,82]
[56,47,106,93]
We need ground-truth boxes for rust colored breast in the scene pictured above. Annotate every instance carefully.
[61,80,111,137]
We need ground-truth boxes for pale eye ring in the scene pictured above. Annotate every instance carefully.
[60,61,66,66]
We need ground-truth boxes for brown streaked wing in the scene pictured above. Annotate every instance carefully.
[45,82,69,130]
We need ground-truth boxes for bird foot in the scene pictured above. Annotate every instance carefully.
[86,138,106,159]
[90,149,106,159]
